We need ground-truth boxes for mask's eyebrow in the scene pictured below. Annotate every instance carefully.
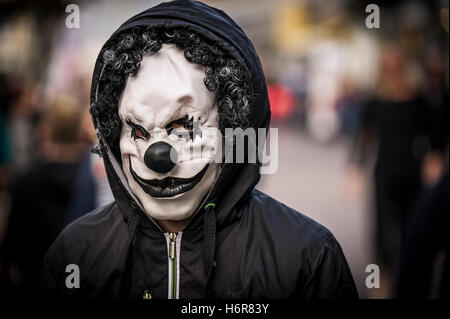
[125,119,150,138]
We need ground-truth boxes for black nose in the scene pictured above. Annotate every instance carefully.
[144,141,177,173]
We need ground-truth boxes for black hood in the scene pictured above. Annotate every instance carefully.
[89,0,271,231]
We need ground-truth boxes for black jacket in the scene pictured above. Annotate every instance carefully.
[39,0,358,299]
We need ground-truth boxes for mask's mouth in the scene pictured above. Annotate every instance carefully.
[129,155,210,198]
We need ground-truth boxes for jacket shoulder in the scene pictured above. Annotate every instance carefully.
[248,189,333,244]
[55,202,123,252]
[39,202,127,297]
[42,201,126,272]
[245,189,358,298]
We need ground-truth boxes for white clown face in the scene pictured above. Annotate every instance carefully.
[118,44,221,221]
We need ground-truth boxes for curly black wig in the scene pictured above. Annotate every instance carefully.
[90,26,252,159]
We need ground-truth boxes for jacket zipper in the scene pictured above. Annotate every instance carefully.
[166,232,180,299]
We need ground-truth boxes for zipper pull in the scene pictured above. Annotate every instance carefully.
[168,232,177,260]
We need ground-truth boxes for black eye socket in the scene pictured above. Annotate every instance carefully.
[131,127,145,140]
[165,116,201,141]
[165,115,193,135]
[126,119,150,140]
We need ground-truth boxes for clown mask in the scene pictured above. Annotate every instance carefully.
[118,44,221,221]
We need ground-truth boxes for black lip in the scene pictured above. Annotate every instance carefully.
[129,156,210,198]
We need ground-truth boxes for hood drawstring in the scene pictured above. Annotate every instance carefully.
[119,204,141,298]
[203,203,217,297]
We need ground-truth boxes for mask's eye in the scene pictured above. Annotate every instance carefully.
[126,119,149,140]
[165,115,196,141]
[166,115,192,134]
[132,128,145,139]
[171,122,184,130]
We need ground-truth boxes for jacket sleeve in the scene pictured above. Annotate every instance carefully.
[297,233,359,299]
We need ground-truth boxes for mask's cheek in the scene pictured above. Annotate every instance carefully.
[119,127,144,159]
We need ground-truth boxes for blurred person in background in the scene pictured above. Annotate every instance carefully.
[0,74,13,174]
[395,44,449,299]
[421,44,449,182]
[5,81,39,175]
[0,96,85,297]
[65,104,114,225]
[336,78,365,141]
[0,75,33,252]
[0,73,14,252]
[396,168,449,298]
[351,40,446,297]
